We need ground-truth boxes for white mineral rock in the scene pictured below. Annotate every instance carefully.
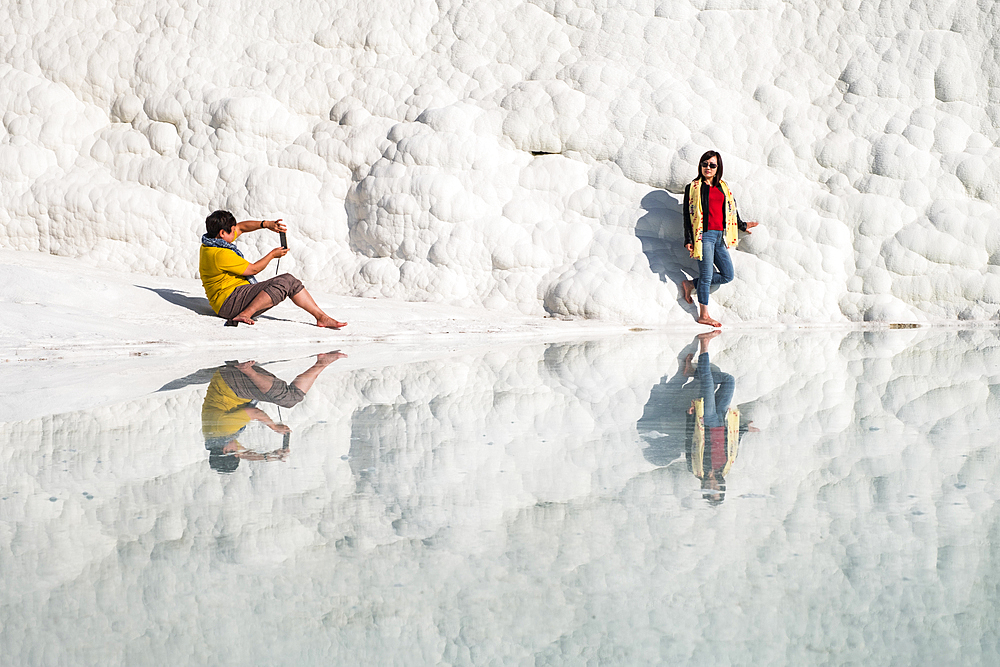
[1,1,999,325]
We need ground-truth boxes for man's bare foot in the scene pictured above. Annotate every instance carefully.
[697,330,721,343]
[682,280,695,304]
[317,351,347,363]
[697,316,722,327]
[317,316,347,329]
[233,313,256,325]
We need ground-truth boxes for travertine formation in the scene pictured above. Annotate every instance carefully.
[1,0,999,323]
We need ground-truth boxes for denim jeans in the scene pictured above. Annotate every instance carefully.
[693,229,734,305]
[698,352,734,428]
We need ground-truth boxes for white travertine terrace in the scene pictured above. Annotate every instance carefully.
[1,0,999,325]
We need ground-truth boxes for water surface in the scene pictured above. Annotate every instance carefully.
[2,329,999,665]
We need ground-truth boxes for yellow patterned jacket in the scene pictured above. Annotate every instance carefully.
[682,178,745,260]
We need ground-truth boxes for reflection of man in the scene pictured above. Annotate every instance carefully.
[201,352,345,473]
[638,332,755,504]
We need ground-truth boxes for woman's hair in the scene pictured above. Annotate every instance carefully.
[206,210,238,238]
[701,474,726,505]
[696,150,723,185]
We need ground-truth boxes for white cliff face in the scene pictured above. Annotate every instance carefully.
[1,331,999,663]
[1,0,999,324]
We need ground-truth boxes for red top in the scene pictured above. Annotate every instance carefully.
[706,185,725,231]
[710,427,726,470]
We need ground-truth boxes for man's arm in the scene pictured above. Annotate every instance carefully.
[236,218,287,235]
[242,246,288,276]
[242,406,291,435]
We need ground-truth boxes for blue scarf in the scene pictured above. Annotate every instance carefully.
[201,234,257,284]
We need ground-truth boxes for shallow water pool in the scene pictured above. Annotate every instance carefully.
[2,329,999,665]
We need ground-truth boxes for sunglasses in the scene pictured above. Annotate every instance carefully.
[701,161,718,169]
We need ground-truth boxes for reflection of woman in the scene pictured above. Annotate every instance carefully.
[681,151,759,327]
[638,332,755,503]
[201,352,344,472]
[684,332,753,503]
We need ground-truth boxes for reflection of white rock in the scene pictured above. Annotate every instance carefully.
[2,1,1000,323]
[2,331,1000,662]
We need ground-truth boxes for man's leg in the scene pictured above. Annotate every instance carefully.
[235,362,275,393]
[224,274,347,329]
[291,288,347,329]
[218,282,274,326]
[232,291,274,325]
[290,351,347,394]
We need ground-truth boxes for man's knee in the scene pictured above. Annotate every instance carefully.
[276,273,304,296]
[263,274,304,305]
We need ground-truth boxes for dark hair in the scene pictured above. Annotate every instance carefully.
[209,450,240,473]
[205,436,241,473]
[701,474,726,505]
[696,150,723,186]
[206,210,237,238]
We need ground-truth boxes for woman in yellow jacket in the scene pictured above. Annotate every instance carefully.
[681,151,758,327]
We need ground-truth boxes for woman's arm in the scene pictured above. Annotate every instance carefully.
[734,198,758,232]
[682,183,694,248]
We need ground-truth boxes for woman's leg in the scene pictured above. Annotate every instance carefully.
[695,231,718,306]
[712,240,734,287]
[694,231,722,326]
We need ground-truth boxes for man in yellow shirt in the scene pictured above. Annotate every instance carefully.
[199,210,347,328]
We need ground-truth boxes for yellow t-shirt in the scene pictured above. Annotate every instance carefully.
[199,245,251,313]
[201,370,252,439]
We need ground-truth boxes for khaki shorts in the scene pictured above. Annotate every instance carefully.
[218,273,304,320]
[219,364,306,409]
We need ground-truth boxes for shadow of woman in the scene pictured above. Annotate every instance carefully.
[635,190,693,295]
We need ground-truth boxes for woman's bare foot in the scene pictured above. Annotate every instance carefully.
[697,304,721,328]
[316,316,347,329]
[682,280,695,304]
[233,313,256,325]
[697,330,721,343]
